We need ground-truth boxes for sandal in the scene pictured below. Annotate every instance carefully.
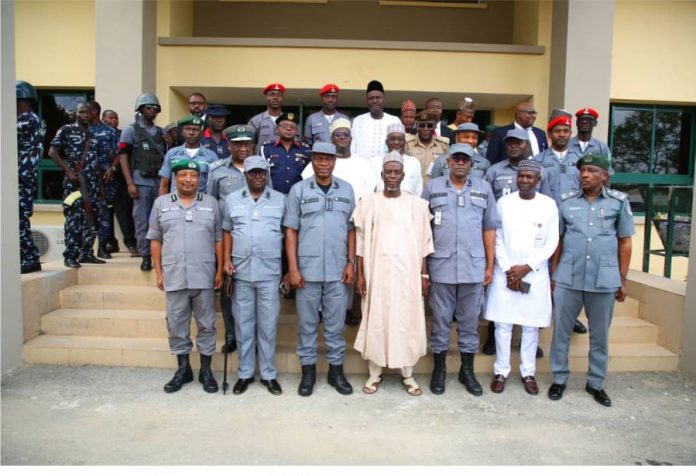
[401,377,422,397]
[363,375,382,394]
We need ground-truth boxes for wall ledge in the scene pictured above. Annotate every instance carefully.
[158,36,545,54]
[627,269,687,297]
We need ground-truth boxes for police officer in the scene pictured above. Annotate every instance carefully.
[86,100,119,260]
[118,93,166,271]
[405,111,449,181]
[48,102,105,268]
[483,129,553,356]
[158,115,218,196]
[147,159,223,394]
[207,124,256,353]
[16,80,46,274]
[548,154,634,407]
[303,84,349,146]
[222,156,286,396]
[201,104,231,160]
[248,83,285,153]
[284,142,356,397]
[423,143,498,396]
[262,112,311,195]
[430,123,491,180]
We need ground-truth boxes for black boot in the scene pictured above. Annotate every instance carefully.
[97,241,112,260]
[482,321,496,355]
[164,354,193,393]
[298,364,316,397]
[199,354,219,393]
[140,256,152,271]
[327,364,353,395]
[458,352,483,396]
[430,351,447,395]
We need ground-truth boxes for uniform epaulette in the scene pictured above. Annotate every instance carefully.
[561,190,581,201]
[263,140,271,145]
[208,158,227,173]
[170,194,177,202]
[196,192,203,201]
[607,189,628,201]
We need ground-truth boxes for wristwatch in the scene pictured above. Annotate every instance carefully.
[348,257,357,266]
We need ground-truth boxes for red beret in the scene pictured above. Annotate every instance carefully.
[319,84,339,95]
[547,116,572,132]
[575,107,599,119]
[263,83,285,94]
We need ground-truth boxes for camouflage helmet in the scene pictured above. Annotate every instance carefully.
[16,80,38,102]
[134,93,161,112]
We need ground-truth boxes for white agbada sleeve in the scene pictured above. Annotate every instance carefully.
[494,199,513,273]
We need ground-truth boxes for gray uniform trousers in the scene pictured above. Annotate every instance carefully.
[429,282,484,354]
[232,279,280,380]
[550,286,615,389]
[133,184,158,257]
[296,281,347,366]
[165,288,217,356]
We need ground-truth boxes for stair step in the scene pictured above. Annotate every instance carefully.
[23,335,678,374]
[40,308,658,345]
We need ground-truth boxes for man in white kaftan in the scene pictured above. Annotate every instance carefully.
[485,160,559,395]
[352,151,433,396]
[351,80,401,160]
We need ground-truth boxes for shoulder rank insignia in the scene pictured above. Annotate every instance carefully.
[196,192,203,201]
[561,190,581,201]
[607,189,628,201]
[170,194,178,202]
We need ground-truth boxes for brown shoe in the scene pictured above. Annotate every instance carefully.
[490,374,506,393]
[522,375,539,395]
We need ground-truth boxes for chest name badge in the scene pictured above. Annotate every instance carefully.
[434,209,442,225]
[457,195,465,207]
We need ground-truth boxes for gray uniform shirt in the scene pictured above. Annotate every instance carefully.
[303,110,349,146]
[553,187,635,293]
[222,187,286,282]
[533,148,582,205]
[423,176,499,284]
[283,177,355,282]
[485,159,553,201]
[248,110,280,153]
[158,145,219,194]
[146,193,222,292]
[430,152,491,180]
[206,158,246,214]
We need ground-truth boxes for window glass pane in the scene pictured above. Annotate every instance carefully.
[654,110,691,175]
[611,108,652,174]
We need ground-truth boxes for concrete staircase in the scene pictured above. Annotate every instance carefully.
[23,255,679,374]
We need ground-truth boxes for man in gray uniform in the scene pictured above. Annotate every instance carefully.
[248,83,284,153]
[430,123,491,180]
[548,154,634,407]
[147,159,224,394]
[284,142,356,397]
[223,156,286,396]
[423,143,498,396]
[303,84,349,146]
[207,124,256,353]
[118,93,165,272]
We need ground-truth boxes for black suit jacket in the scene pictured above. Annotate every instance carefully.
[485,123,548,164]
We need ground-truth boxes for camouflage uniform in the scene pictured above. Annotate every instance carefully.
[51,123,103,261]
[90,122,119,242]
[17,111,46,267]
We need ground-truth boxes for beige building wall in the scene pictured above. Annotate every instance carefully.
[611,0,696,103]
[15,0,95,88]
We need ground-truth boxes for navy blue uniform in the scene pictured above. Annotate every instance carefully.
[90,122,118,242]
[261,139,311,195]
[200,128,231,160]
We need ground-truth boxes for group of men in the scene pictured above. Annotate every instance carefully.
[17,78,632,407]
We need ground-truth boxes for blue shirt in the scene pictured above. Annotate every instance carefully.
[200,128,230,160]
[158,144,219,193]
[222,187,286,282]
[17,111,45,179]
[553,187,635,293]
[533,148,582,205]
[423,176,499,284]
[262,139,311,195]
[283,177,355,282]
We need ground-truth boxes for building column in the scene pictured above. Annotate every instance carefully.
[1,0,24,374]
[94,0,157,122]
[548,0,614,142]
[680,177,696,378]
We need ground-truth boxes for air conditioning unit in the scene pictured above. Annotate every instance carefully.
[31,226,66,263]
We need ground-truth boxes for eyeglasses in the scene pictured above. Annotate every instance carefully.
[333,132,351,138]
[418,123,435,129]
[189,101,205,106]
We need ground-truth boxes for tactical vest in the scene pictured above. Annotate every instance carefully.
[131,123,164,178]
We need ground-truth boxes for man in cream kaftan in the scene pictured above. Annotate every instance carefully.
[352,152,433,395]
[485,160,559,395]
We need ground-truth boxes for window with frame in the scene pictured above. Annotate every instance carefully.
[609,103,695,214]
[34,89,95,203]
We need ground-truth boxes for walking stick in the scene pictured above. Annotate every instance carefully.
[221,274,233,395]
